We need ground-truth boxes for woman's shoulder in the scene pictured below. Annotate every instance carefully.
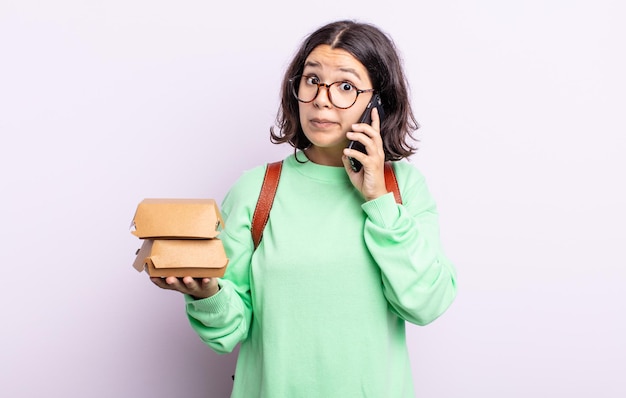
[224,164,268,204]
[389,159,436,208]
[222,155,291,212]
[390,159,426,184]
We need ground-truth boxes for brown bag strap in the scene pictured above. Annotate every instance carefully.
[384,162,403,205]
[251,160,402,250]
[251,161,283,249]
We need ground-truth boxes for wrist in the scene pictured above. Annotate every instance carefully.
[364,190,388,202]
[191,283,220,300]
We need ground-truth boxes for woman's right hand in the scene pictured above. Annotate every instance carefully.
[150,276,220,300]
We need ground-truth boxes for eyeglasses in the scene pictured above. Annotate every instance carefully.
[289,75,375,109]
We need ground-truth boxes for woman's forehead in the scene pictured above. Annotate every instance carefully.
[303,45,369,82]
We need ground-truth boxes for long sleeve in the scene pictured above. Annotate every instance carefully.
[362,161,457,325]
[180,154,456,397]
[184,166,265,354]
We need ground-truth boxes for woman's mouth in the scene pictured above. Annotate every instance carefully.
[310,118,337,129]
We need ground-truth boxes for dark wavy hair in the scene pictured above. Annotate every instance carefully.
[270,20,419,160]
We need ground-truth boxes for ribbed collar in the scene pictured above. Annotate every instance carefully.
[286,151,352,184]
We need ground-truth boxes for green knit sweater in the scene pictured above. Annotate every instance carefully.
[185,152,457,397]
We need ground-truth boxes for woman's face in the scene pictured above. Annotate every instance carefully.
[298,44,373,165]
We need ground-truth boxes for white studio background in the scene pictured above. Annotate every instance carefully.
[1,1,624,397]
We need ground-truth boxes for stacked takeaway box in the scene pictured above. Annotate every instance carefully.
[130,198,229,278]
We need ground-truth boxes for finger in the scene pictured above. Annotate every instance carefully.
[180,277,218,299]
[181,276,201,291]
[343,145,366,167]
[341,154,353,171]
[342,153,362,176]
[151,276,182,291]
[201,278,216,290]
[351,122,381,143]
[347,128,382,161]
[204,278,221,296]
[371,107,381,132]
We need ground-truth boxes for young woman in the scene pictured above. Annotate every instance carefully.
[152,20,457,397]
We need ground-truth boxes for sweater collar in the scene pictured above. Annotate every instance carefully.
[286,151,351,183]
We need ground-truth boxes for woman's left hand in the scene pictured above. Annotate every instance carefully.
[342,107,388,201]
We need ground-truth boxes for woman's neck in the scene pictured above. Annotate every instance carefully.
[303,146,344,167]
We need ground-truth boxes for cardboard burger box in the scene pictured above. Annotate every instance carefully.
[130,198,229,278]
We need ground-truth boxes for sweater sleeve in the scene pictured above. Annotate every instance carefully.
[361,162,457,326]
[183,166,265,354]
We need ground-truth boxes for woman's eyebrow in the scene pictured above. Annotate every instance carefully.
[303,60,321,69]
[303,61,363,81]
[338,67,362,81]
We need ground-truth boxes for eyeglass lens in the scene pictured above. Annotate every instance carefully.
[292,75,360,109]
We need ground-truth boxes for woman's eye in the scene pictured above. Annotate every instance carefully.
[339,82,354,91]
[305,76,320,85]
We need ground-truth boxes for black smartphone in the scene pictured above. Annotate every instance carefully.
[347,93,385,172]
